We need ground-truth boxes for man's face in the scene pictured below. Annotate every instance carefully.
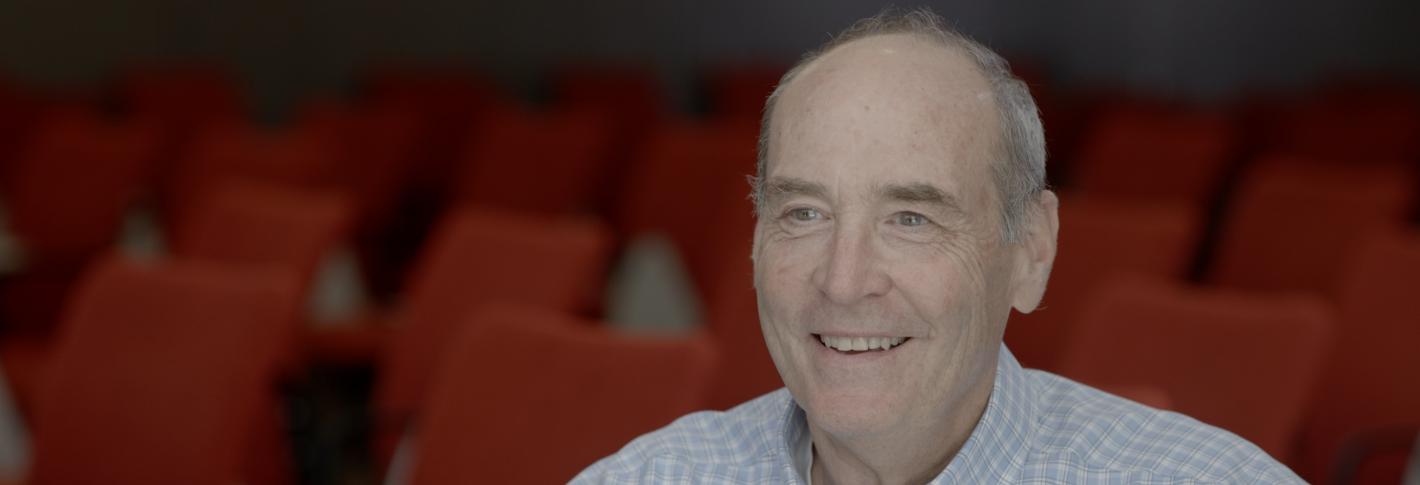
[753,34,1033,439]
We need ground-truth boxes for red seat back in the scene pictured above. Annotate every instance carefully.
[1209,156,1415,296]
[1299,229,1420,483]
[4,107,161,265]
[172,182,354,287]
[1072,105,1236,204]
[29,257,300,485]
[454,107,618,215]
[374,208,614,455]
[616,120,758,300]
[1058,275,1331,461]
[704,63,786,120]
[411,304,716,485]
[1005,193,1200,371]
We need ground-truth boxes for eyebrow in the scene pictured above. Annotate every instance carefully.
[762,177,962,214]
[879,182,960,210]
[762,177,829,207]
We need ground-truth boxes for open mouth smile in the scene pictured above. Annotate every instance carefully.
[814,334,911,353]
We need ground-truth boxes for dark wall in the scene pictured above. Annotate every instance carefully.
[2,0,1417,117]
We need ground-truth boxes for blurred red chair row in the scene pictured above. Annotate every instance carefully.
[1263,82,1420,163]
[1058,274,1332,463]
[1298,229,1420,484]
[25,257,301,485]
[404,304,716,484]
[452,107,620,216]
[1208,155,1415,297]
[369,208,614,470]
[1070,102,1238,205]
[0,107,162,342]
[1005,193,1201,371]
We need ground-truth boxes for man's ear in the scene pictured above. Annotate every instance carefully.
[1010,190,1059,314]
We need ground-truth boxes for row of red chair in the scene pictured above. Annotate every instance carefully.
[25,225,1416,484]
[1,66,1416,484]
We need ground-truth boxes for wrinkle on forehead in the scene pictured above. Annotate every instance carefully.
[763,32,1008,237]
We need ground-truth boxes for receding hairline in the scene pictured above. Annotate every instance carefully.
[777,31,987,98]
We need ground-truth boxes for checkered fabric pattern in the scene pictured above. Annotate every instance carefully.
[574,346,1303,484]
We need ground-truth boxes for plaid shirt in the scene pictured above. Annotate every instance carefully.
[574,346,1303,484]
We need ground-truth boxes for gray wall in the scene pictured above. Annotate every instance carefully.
[2,0,1417,118]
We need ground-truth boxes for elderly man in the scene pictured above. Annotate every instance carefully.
[577,8,1301,484]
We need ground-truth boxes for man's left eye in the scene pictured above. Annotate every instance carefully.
[894,212,929,227]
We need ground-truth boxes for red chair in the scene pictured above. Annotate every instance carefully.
[27,257,301,485]
[1071,103,1237,205]
[362,66,504,187]
[408,304,717,485]
[453,107,618,216]
[1005,193,1201,371]
[550,64,664,134]
[165,121,341,223]
[1057,275,1332,461]
[2,107,161,267]
[615,119,758,302]
[373,208,615,467]
[296,101,421,235]
[1265,83,1420,163]
[117,65,245,129]
[172,182,354,292]
[1209,155,1415,297]
[0,79,43,176]
[698,198,783,410]
[703,63,786,120]
[0,107,162,337]
[1298,229,1420,484]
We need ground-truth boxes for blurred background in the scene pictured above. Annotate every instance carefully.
[0,0,1416,484]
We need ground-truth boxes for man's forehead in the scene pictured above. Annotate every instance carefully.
[782,33,993,109]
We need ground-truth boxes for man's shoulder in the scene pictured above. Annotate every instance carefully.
[1020,370,1304,484]
[571,389,798,484]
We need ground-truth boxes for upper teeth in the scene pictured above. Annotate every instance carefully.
[819,335,906,352]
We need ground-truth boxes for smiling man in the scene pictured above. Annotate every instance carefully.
[576,8,1301,484]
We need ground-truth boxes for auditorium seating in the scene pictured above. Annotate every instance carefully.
[165,121,342,222]
[697,198,783,410]
[1004,193,1201,371]
[117,65,245,130]
[0,107,162,337]
[1058,275,1332,461]
[1,107,160,268]
[172,182,354,289]
[372,208,614,468]
[363,66,507,189]
[614,119,758,303]
[26,257,301,485]
[1069,103,1237,205]
[1298,229,1420,484]
[550,64,665,136]
[1264,83,1420,163]
[407,304,716,485]
[0,58,1415,483]
[703,63,786,119]
[452,106,619,216]
[1208,155,1415,297]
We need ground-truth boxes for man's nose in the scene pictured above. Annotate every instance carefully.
[811,221,892,304]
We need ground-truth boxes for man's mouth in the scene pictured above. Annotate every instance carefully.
[815,334,910,353]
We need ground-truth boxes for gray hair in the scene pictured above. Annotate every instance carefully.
[751,7,1047,243]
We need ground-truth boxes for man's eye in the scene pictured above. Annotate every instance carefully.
[894,212,929,227]
[787,207,822,222]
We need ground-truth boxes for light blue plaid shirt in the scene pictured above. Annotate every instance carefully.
[574,346,1303,484]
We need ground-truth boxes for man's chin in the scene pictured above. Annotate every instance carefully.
[801,388,905,438]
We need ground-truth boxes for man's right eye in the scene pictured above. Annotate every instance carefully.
[786,207,823,223]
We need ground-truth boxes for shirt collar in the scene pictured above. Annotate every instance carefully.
[781,344,1037,484]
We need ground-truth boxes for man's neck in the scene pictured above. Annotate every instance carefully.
[806,368,996,485]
